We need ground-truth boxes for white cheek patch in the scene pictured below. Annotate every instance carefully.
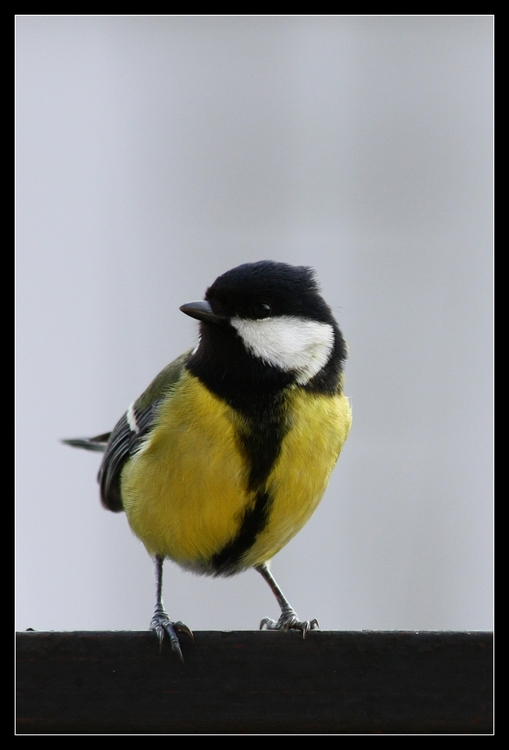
[231,316,334,384]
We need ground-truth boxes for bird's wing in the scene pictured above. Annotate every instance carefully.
[98,351,192,512]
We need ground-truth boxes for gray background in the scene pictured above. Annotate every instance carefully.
[16,16,493,633]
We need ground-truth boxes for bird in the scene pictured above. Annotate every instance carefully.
[64,260,352,663]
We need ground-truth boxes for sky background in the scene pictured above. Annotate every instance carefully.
[16,15,493,634]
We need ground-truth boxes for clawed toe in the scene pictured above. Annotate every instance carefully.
[150,612,194,663]
[260,612,320,639]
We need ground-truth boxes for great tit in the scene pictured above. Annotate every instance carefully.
[64,260,352,663]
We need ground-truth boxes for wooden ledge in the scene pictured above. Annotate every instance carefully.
[16,630,493,734]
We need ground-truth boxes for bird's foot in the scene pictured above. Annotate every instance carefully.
[259,609,320,639]
[150,608,194,664]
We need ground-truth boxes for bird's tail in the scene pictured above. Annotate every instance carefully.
[61,433,111,453]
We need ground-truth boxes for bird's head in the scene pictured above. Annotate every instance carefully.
[180,260,346,392]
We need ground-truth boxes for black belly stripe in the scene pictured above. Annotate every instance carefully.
[239,428,283,492]
[211,489,273,575]
[210,405,290,574]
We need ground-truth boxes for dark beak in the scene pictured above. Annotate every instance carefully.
[179,300,227,324]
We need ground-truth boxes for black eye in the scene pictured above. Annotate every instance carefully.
[251,302,272,319]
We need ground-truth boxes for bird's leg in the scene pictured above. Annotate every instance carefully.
[150,555,193,664]
[256,561,320,639]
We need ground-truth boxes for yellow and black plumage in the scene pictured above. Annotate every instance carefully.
[65,260,351,662]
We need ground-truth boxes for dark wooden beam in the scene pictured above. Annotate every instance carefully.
[16,630,492,734]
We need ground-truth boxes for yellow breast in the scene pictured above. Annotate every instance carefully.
[242,388,351,567]
[120,373,351,572]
